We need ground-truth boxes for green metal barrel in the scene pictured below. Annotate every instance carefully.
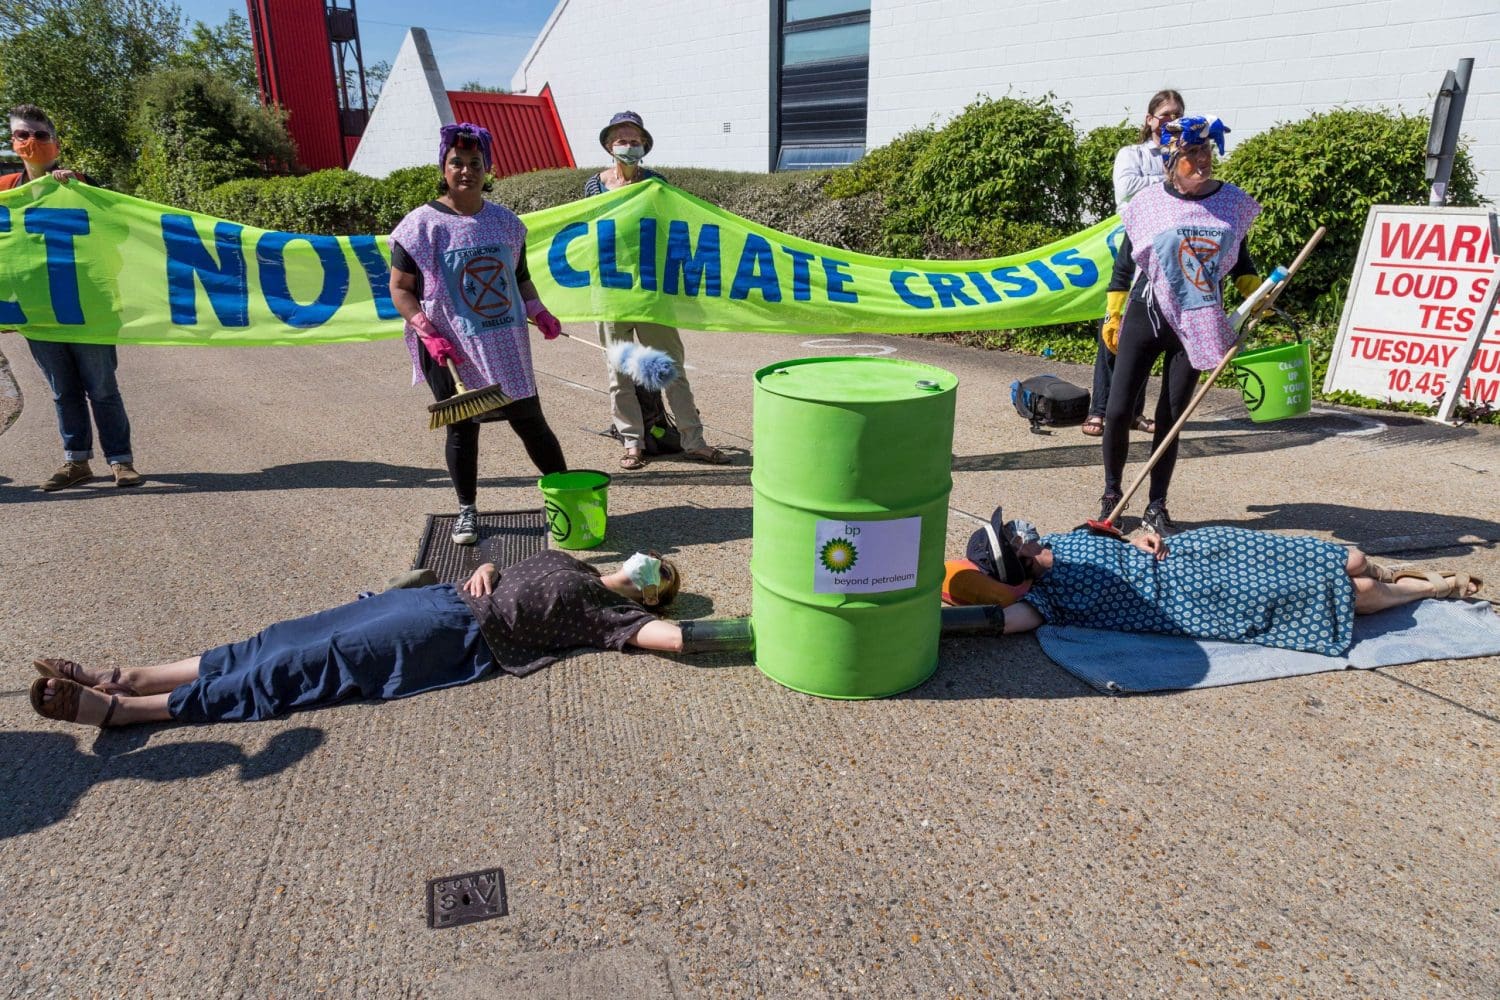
[752,356,958,699]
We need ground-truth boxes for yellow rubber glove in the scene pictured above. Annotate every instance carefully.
[1102,290,1128,354]
[1234,273,1272,319]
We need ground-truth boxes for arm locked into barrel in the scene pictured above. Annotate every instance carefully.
[939,604,1007,636]
[678,617,755,654]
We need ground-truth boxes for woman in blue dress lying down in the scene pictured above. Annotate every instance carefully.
[973,516,1484,656]
[29,550,690,729]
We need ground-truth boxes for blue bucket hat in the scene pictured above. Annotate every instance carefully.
[599,111,654,155]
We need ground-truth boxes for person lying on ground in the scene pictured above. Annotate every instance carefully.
[29,550,686,729]
[969,511,1485,656]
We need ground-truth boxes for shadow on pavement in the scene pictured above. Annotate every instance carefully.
[0,726,325,840]
[907,639,1099,701]
[586,505,752,553]
[1214,502,1500,553]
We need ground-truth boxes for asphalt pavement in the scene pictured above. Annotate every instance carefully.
[1,325,1496,999]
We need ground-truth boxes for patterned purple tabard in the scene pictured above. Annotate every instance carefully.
[391,202,538,398]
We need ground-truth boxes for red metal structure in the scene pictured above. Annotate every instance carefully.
[446,86,576,175]
[246,0,370,170]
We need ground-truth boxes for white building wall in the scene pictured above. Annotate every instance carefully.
[867,0,1500,199]
[511,0,774,174]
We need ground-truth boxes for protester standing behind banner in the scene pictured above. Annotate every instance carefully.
[585,111,727,471]
[389,123,568,546]
[1099,115,1261,536]
[1082,89,1185,440]
[5,104,143,491]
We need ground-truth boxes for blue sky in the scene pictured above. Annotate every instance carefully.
[175,1,558,91]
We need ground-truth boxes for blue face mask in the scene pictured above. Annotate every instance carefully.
[622,552,662,603]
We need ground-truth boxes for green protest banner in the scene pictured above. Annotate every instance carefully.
[1,176,1120,347]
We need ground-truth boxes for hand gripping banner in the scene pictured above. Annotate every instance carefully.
[1,176,1122,346]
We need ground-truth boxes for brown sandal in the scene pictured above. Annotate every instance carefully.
[684,446,730,465]
[30,677,120,727]
[1080,415,1105,437]
[33,657,136,696]
[1394,569,1483,600]
[1129,415,1157,434]
[1363,561,1402,584]
[619,449,646,471]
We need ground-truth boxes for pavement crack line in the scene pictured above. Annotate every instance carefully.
[1371,669,1500,725]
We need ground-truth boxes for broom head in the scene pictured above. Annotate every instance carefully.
[428,384,514,429]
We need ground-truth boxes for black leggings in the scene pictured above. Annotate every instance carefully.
[419,350,567,506]
[1100,298,1201,504]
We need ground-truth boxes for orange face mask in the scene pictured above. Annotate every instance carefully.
[13,137,59,166]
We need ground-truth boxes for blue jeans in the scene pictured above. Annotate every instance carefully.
[25,339,133,464]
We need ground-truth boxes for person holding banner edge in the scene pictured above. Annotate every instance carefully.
[1082,89,1185,439]
[584,111,728,471]
[5,104,143,491]
[389,123,568,546]
[1099,115,1263,536]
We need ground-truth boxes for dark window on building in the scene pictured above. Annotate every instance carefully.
[776,0,869,170]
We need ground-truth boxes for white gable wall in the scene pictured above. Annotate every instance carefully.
[511,0,774,174]
[350,29,454,179]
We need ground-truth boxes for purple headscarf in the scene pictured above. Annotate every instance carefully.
[439,122,493,171]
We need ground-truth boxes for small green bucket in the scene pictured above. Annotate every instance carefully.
[538,470,611,549]
[1230,341,1313,423]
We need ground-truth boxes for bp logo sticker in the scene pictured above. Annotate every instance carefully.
[820,537,858,574]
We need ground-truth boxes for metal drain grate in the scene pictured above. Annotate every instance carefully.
[412,509,549,583]
[427,867,508,928]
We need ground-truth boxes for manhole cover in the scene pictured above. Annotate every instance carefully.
[427,867,508,929]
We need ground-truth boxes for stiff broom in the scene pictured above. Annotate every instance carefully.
[428,360,513,430]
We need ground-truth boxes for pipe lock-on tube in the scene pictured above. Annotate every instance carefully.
[678,617,754,654]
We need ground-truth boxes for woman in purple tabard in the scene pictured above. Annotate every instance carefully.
[389,123,568,546]
[1097,116,1263,537]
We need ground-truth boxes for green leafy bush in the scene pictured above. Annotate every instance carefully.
[1219,107,1484,320]
[380,164,443,218]
[198,170,392,234]
[1076,121,1138,220]
[129,66,294,211]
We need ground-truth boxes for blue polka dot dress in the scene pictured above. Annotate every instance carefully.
[1022,526,1356,655]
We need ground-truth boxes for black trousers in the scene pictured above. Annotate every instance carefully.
[1100,298,1200,505]
[419,350,567,507]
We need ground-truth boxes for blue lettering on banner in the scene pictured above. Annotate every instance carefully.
[257,232,348,328]
[925,272,978,308]
[162,215,249,327]
[1026,259,1065,292]
[966,271,1001,304]
[780,246,814,302]
[823,257,857,303]
[1050,247,1098,288]
[990,266,1037,298]
[348,235,398,320]
[0,208,26,325]
[891,271,933,309]
[597,219,633,289]
[730,234,781,302]
[25,207,89,325]
[548,223,591,288]
[663,221,721,297]
[639,218,658,292]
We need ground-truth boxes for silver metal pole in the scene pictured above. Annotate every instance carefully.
[1428,58,1473,207]
[1433,211,1500,423]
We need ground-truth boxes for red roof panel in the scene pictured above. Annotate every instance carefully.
[445,87,575,178]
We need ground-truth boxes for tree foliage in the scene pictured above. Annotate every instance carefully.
[129,66,293,210]
[0,0,183,185]
[1076,120,1138,221]
[171,9,257,101]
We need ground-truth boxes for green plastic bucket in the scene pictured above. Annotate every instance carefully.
[752,356,958,699]
[538,470,611,549]
[1230,341,1313,423]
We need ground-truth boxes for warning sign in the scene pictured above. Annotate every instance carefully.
[1327,206,1500,407]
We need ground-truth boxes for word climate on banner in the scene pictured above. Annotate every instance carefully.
[1328,206,1500,407]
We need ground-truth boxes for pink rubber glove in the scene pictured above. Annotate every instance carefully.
[410,312,459,365]
[526,299,562,340]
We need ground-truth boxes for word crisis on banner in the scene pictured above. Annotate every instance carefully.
[1327,205,1500,406]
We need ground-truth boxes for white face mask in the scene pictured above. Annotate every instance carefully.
[622,552,662,602]
[611,143,645,166]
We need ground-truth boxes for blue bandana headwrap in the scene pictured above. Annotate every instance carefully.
[1160,115,1229,164]
[439,122,493,172]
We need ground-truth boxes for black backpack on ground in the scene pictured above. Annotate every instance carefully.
[608,385,683,455]
[1010,375,1090,433]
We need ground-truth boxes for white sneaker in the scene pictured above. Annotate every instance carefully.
[451,506,479,545]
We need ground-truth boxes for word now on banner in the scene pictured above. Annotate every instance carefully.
[1,177,1119,347]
